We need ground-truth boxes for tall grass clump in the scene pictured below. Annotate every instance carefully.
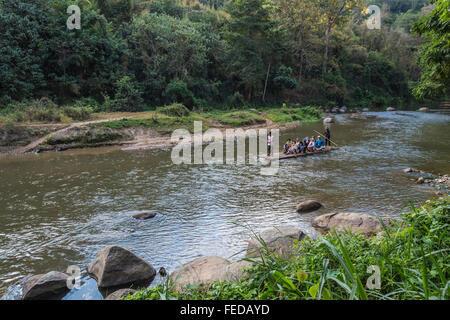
[127,197,449,300]
[266,106,322,124]
[156,103,191,117]
[0,98,93,124]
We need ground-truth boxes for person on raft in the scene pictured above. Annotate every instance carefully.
[283,135,325,154]
[267,131,273,156]
[324,128,331,146]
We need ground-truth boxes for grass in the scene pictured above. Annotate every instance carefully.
[91,112,210,134]
[265,106,322,124]
[213,110,266,127]
[0,98,93,125]
[126,197,449,300]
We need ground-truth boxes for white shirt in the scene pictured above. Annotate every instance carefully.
[267,135,273,146]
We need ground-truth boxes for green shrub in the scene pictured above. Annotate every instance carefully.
[266,107,322,124]
[217,110,266,127]
[61,106,92,121]
[156,103,191,117]
[164,79,196,109]
[108,76,144,112]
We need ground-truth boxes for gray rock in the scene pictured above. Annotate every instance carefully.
[21,271,70,300]
[418,107,429,112]
[296,200,323,213]
[416,177,425,184]
[104,288,137,300]
[87,245,156,289]
[363,108,369,112]
[169,256,231,291]
[386,107,396,111]
[132,212,156,220]
[312,212,389,237]
[323,117,335,123]
[246,227,306,258]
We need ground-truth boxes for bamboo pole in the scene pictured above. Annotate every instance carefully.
[313,129,339,147]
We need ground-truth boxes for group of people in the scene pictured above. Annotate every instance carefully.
[283,128,331,154]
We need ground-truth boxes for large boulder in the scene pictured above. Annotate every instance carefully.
[169,256,231,291]
[104,288,137,300]
[323,117,335,124]
[21,271,70,300]
[246,227,306,258]
[296,200,323,213]
[222,260,253,282]
[418,107,429,112]
[87,245,156,289]
[312,212,388,237]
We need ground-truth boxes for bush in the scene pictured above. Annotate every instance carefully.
[108,76,144,112]
[163,79,196,109]
[156,103,190,117]
[61,106,92,121]
[216,110,266,127]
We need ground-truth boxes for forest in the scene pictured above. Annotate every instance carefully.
[0,0,448,113]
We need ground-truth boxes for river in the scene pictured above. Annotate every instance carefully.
[1,111,449,299]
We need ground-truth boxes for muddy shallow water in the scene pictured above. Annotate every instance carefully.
[1,111,449,299]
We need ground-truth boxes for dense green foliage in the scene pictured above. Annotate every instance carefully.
[412,0,450,98]
[128,197,450,300]
[0,0,440,112]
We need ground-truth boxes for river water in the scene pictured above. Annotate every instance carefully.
[0,111,449,299]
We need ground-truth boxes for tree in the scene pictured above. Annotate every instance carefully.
[316,0,363,74]
[412,0,450,98]
[225,0,283,101]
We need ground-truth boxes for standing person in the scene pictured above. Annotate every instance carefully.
[267,131,273,156]
[324,128,331,146]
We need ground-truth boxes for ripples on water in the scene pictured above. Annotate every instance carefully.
[0,111,449,299]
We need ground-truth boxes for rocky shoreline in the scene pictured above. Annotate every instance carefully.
[10,200,391,300]
[403,167,450,195]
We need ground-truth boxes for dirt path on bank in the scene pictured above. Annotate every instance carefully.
[3,115,301,155]
[7,117,129,154]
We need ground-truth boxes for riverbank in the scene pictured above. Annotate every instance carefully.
[126,197,449,300]
[0,105,322,155]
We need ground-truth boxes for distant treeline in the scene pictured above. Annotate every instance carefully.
[0,0,442,111]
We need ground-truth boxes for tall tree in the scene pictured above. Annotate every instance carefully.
[316,0,363,74]
[412,0,450,98]
[225,0,283,101]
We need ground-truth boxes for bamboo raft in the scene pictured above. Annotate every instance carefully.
[268,146,340,160]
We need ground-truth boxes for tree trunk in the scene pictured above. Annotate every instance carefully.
[262,63,271,103]
[322,25,330,75]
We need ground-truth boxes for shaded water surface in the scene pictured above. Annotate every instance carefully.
[0,111,449,299]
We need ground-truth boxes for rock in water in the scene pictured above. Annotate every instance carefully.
[169,256,231,291]
[323,117,334,123]
[416,177,425,184]
[132,212,156,220]
[21,271,70,300]
[87,245,156,289]
[296,200,323,213]
[158,267,167,277]
[104,288,137,300]
[418,107,429,112]
[386,107,396,111]
[312,212,389,237]
[246,227,306,258]
[403,168,413,173]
